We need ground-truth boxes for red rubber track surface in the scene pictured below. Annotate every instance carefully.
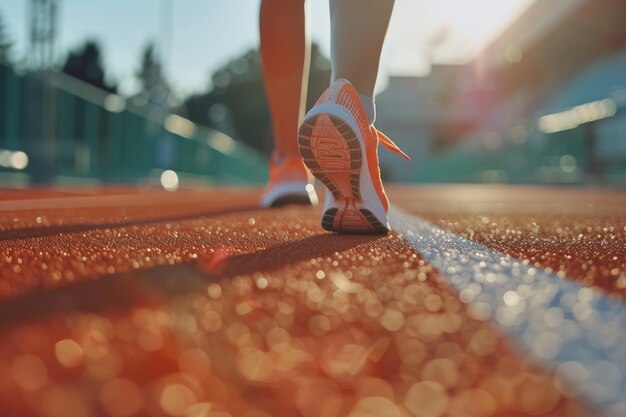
[1,184,622,417]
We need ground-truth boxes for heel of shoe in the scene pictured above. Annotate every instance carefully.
[321,204,389,234]
[299,112,389,234]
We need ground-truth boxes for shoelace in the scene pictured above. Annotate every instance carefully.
[372,127,411,161]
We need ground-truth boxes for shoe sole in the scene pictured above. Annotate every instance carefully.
[298,111,388,234]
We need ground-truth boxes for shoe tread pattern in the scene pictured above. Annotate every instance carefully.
[299,114,387,234]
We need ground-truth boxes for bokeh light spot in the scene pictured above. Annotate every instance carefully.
[404,381,449,417]
[11,354,48,391]
[55,339,84,368]
[160,383,197,417]
[99,378,145,417]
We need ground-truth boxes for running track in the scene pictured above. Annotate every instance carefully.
[0,185,624,417]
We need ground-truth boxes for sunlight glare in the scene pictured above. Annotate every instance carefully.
[427,0,536,59]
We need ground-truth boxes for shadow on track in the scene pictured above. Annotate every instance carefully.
[0,233,386,330]
[198,233,385,279]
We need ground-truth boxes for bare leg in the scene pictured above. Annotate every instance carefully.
[329,0,394,97]
[259,0,310,158]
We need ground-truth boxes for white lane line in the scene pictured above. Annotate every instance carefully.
[389,207,626,417]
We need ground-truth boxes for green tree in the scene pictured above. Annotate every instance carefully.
[179,43,331,154]
[61,40,116,92]
[0,11,12,64]
[135,42,171,107]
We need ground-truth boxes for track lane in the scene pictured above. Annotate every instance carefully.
[0,196,590,417]
[0,188,261,236]
[1,185,621,416]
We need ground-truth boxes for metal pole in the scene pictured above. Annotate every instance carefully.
[159,0,173,80]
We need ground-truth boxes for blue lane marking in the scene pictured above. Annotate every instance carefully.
[389,207,626,417]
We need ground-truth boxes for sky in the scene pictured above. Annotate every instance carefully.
[0,0,536,96]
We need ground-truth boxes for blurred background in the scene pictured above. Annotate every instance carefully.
[0,0,624,189]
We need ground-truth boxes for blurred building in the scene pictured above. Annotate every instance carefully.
[376,66,480,182]
[378,0,626,184]
[375,75,435,182]
[376,63,492,182]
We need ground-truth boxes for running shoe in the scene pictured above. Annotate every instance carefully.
[260,153,318,208]
[297,78,409,233]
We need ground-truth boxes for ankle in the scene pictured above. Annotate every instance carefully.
[359,94,376,124]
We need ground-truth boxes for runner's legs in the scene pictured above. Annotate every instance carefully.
[259,0,310,157]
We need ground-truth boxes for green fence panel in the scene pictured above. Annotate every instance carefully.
[0,62,268,185]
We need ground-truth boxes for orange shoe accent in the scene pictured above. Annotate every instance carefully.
[373,128,411,161]
[260,154,318,208]
[299,79,409,233]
